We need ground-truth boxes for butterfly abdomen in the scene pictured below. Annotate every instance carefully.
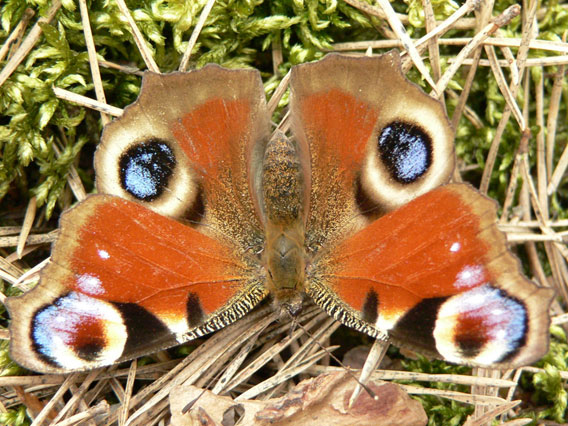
[261,131,306,224]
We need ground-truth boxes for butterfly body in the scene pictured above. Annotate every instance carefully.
[260,131,307,317]
[7,52,553,374]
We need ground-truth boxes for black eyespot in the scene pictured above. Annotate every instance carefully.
[119,139,176,201]
[377,121,432,184]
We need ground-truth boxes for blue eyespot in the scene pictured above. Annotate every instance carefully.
[378,121,432,184]
[119,140,176,201]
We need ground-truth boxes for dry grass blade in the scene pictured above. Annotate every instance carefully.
[348,338,389,406]
[52,87,124,117]
[451,0,494,131]
[463,400,521,425]
[0,255,25,286]
[118,361,137,425]
[235,346,335,401]
[333,37,568,54]
[78,0,110,126]
[16,197,36,259]
[500,419,534,426]
[210,329,263,394]
[53,401,109,426]
[30,373,80,426]
[51,371,101,423]
[548,145,568,196]
[0,0,61,88]
[484,45,525,129]
[179,0,216,72]
[0,8,34,63]
[480,1,537,194]
[401,384,509,406]
[280,315,338,368]
[433,5,521,97]
[114,0,159,73]
[375,0,439,95]
[0,375,68,387]
[0,231,57,249]
[309,365,519,388]
[422,0,443,108]
[416,0,481,50]
[267,70,291,116]
[222,312,328,394]
[99,60,144,76]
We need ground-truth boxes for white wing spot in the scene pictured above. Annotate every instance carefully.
[450,242,461,252]
[455,265,484,289]
[98,249,110,260]
[77,274,104,295]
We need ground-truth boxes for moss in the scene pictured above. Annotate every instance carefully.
[401,357,474,425]
[0,406,29,426]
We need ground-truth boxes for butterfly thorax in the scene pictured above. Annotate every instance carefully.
[264,223,305,316]
[261,132,307,317]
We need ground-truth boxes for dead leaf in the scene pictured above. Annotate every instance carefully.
[170,371,427,426]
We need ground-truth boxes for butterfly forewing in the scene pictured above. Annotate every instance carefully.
[290,52,455,252]
[307,184,553,367]
[96,66,270,253]
[7,195,267,373]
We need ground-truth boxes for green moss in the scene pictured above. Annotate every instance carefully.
[0,406,29,426]
[400,356,474,425]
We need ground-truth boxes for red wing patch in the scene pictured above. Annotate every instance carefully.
[61,195,248,315]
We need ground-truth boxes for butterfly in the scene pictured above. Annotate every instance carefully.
[7,51,553,374]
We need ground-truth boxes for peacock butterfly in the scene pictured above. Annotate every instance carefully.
[6,52,554,374]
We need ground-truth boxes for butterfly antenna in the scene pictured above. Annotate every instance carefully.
[284,310,379,402]
[181,364,230,414]
[288,313,299,339]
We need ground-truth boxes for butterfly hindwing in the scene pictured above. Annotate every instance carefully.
[290,52,455,250]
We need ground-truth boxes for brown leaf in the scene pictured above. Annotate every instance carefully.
[170,371,427,426]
